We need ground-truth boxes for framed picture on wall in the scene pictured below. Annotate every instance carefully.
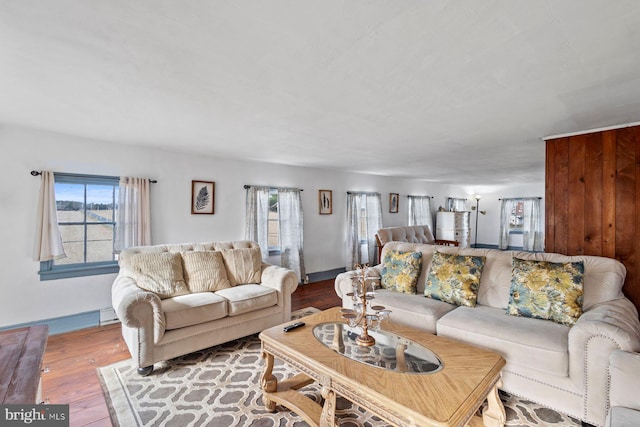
[319,190,332,215]
[191,180,215,214]
[389,193,399,213]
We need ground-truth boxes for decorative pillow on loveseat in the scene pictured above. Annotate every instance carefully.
[129,252,190,299]
[380,250,422,294]
[221,247,262,286]
[424,251,486,307]
[181,251,231,293]
[507,258,584,326]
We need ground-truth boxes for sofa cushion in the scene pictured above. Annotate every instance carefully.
[365,289,458,333]
[215,284,277,316]
[221,247,262,286]
[181,251,231,293]
[129,252,189,299]
[507,258,584,326]
[380,250,423,294]
[424,251,486,307]
[438,305,570,377]
[161,292,228,330]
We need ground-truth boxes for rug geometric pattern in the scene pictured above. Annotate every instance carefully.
[98,310,582,427]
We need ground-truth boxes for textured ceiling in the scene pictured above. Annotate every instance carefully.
[1,1,640,184]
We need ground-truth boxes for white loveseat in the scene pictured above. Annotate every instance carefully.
[112,240,298,375]
[335,242,640,427]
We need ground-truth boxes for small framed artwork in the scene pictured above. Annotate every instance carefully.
[389,193,399,213]
[191,180,215,214]
[319,190,332,215]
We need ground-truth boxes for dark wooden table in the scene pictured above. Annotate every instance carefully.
[0,325,48,404]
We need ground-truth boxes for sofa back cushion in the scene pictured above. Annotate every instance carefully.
[181,251,231,293]
[221,247,262,286]
[380,242,626,311]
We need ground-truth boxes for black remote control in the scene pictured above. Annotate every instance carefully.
[283,321,305,332]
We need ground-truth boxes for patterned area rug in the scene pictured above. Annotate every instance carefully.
[98,308,582,426]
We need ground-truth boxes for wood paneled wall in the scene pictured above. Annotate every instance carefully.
[545,125,640,312]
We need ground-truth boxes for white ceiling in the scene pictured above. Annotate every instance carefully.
[2,1,640,185]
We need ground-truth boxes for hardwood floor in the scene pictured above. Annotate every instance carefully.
[41,279,342,427]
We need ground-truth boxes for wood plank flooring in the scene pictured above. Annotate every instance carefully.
[41,279,342,427]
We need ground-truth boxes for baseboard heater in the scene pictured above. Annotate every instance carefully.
[99,307,120,326]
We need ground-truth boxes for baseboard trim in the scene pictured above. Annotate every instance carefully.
[0,311,102,335]
[307,267,346,284]
[472,243,530,251]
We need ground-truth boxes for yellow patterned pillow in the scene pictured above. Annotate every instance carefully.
[424,251,486,306]
[507,258,584,326]
[380,250,423,294]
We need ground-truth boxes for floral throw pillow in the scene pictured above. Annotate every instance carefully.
[424,251,486,307]
[380,250,423,294]
[507,258,584,326]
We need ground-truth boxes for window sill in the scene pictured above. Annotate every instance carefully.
[38,263,119,281]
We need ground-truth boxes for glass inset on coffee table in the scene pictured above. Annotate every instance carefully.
[313,322,443,374]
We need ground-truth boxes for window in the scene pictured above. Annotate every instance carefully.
[346,192,382,268]
[447,197,468,212]
[39,173,120,280]
[268,188,280,253]
[508,200,525,233]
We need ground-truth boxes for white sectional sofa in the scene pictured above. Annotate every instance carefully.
[335,241,640,427]
[607,349,640,426]
[112,240,298,375]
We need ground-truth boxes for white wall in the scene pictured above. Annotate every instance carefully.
[0,125,544,328]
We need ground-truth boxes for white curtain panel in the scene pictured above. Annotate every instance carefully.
[346,192,382,269]
[498,200,512,250]
[115,177,151,252]
[33,171,66,261]
[408,195,433,234]
[447,197,468,212]
[278,188,305,282]
[245,186,270,261]
[522,198,544,252]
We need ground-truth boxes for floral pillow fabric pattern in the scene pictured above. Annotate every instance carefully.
[507,258,584,326]
[380,250,423,294]
[424,251,486,306]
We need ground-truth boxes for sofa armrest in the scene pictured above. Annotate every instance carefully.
[260,264,298,295]
[609,349,640,410]
[112,273,166,343]
[334,266,382,299]
[568,298,640,425]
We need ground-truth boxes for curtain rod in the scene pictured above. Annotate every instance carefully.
[243,184,303,191]
[498,197,542,200]
[407,195,432,198]
[30,170,157,183]
[346,191,380,196]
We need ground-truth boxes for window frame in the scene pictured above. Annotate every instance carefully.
[38,173,120,281]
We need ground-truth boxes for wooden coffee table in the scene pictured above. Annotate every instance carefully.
[259,307,506,427]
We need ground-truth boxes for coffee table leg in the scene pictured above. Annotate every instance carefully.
[320,385,337,427]
[260,350,277,412]
[482,381,505,427]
